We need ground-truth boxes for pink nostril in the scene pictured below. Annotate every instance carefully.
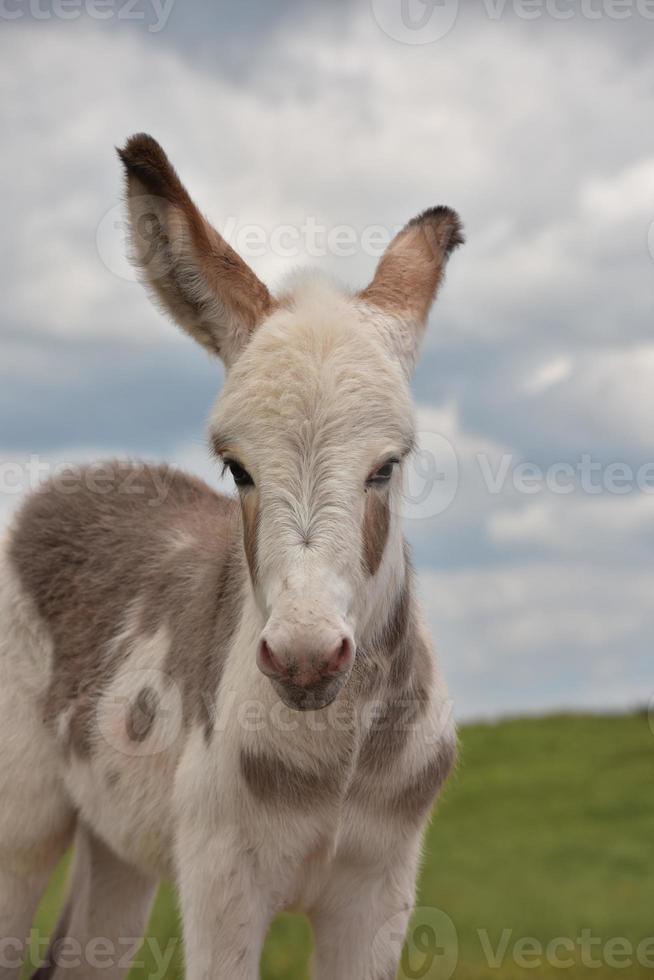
[257,638,285,678]
[258,635,355,684]
[325,637,354,675]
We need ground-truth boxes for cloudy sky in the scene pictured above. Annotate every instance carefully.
[1,0,653,720]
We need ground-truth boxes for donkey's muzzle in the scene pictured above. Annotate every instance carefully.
[257,635,354,711]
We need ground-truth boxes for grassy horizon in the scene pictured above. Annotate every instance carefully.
[25,711,654,979]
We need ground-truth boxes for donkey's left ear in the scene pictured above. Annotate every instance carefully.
[359,206,463,369]
[118,134,272,367]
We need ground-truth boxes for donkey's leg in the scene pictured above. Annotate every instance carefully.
[0,839,72,980]
[0,613,75,977]
[308,846,421,980]
[176,823,274,980]
[0,792,73,979]
[42,826,158,980]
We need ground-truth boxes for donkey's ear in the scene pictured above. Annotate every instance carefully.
[118,134,272,367]
[359,206,463,368]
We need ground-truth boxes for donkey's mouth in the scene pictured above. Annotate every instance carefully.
[271,673,349,712]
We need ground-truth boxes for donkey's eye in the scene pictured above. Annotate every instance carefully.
[226,460,254,488]
[366,458,399,487]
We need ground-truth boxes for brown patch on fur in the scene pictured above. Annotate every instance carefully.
[362,489,390,577]
[126,686,159,743]
[240,749,342,809]
[357,689,429,776]
[354,574,430,772]
[348,561,455,822]
[359,206,464,324]
[350,556,414,698]
[118,134,273,362]
[240,492,259,584]
[105,768,121,790]
[67,696,96,759]
[390,736,457,821]
[138,507,245,743]
[9,462,244,756]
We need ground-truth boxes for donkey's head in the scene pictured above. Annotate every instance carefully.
[119,134,463,710]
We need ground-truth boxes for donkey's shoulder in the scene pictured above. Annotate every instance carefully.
[5,460,243,754]
[8,460,240,642]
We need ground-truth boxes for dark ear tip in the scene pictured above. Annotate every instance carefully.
[117,133,167,170]
[408,206,465,253]
[117,134,182,203]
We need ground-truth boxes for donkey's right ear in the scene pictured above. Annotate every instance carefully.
[118,134,272,367]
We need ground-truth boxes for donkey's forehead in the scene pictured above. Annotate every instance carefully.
[211,279,413,451]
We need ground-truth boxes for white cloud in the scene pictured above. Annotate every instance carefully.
[510,344,654,453]
[580,156,654,224]
[419,561,653,719]
[522,355,574,394]
[487,491,654,558]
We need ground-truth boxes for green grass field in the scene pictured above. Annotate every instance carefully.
[25,712,654,979]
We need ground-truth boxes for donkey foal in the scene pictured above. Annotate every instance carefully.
[0,134,463,980]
